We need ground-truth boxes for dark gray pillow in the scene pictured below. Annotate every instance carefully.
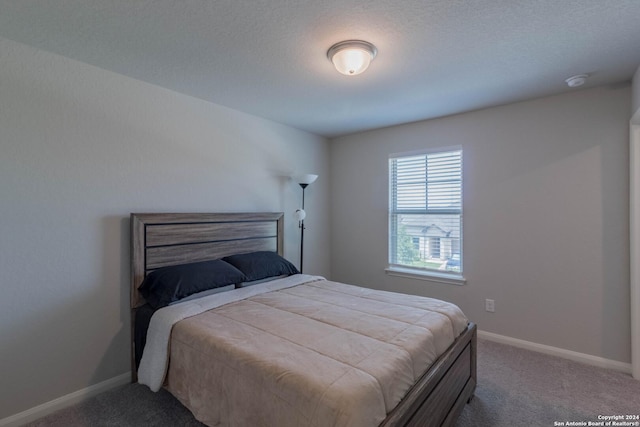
[222,251,299,282]
[139,259,246,309]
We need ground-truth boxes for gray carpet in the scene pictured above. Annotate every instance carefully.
[455,340,640,426]
[25,339,640,426]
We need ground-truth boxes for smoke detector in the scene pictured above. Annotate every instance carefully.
[565,74,589,88]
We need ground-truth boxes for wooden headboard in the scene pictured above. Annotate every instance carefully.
[130,212,284,309]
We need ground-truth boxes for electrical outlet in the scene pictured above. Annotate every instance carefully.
[485,299,495,313]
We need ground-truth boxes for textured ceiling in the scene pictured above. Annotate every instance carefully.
[0,0,639,137]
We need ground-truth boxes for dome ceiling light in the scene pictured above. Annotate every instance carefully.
[565,74,589,88]
[327,40,377,76]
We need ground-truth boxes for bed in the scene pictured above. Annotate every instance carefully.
[130,212,476,427]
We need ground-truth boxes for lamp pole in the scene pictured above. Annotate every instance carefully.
[299,183,308,273]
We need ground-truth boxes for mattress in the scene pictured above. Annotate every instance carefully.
[138,274,468,427]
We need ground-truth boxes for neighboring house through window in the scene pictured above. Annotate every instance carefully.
[388,148,463,278]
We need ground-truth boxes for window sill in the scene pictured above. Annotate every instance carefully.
[385,266,467,286]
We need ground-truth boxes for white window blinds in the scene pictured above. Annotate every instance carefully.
[389,149,463,274]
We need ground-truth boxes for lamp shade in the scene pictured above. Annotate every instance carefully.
[327,40,377,76]
[295,174,318,186]
[294,209,306,221]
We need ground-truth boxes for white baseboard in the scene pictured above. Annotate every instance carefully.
[478,330,632,375]
[0,372,131,427]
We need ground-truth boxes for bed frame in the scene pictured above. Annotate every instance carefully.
[130,212,476,427]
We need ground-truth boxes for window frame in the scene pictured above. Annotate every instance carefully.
[386,147,466,285]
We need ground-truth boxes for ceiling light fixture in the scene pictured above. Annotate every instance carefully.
[565,74,589,88]
[327,40,377,76]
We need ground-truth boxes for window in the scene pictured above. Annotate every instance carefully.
[389,148,462,277]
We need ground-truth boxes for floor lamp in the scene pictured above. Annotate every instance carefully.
[294,174,318,273]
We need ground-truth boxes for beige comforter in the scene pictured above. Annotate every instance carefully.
[162,277,468,427]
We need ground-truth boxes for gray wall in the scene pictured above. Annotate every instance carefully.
[632,65,640,378]
[633,65,640,116]
[0,37,330,419]
[330,85,631,364]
